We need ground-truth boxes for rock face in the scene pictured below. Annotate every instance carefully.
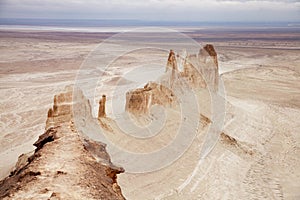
[0,87,125,200]
[181,61,207,88]
[46,85,73,129]
[200,44,218,67]
[165,50,180,88]
[197,44,219,91]
[125,82,177,114]
[125,45,220,115]
[177,44,219,91]
[166,49,178,72]
[98,95,107,118]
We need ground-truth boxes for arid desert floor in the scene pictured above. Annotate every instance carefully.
[0,27,299,199]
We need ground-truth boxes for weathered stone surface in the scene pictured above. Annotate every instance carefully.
[0,88,125,200]
[181,62,207,88]
[166,49,178,72]
[125,81,177,114]
[46,85,73,129]
[125,45,220,115]
[33,127,58,152]
[198,44,219,91]
[9,151,34,177]
[98,94,106,118]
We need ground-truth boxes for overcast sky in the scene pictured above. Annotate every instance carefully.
[0,0,299,22]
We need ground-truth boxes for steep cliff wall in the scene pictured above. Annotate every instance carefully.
[46,85,73,130]
[125,82,177,114]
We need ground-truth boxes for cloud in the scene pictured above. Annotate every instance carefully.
[0,0,299,22]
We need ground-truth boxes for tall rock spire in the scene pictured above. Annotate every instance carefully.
[98,94,107,118]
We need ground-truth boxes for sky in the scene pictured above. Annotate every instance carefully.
[0,0,299,22]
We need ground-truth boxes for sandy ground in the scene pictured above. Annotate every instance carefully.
[0,28,299,199]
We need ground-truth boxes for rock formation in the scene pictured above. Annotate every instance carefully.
[200,44,218,67]
[98,95,106,118]
[46,85,73,129]
[125,81,177,114]
[165,50,180,88]
[181,61,207,88]
[0,86,125,200]
[125,45,220,115]
[166,49,178,72]
[176,44,219,91]
[197,44,219,91]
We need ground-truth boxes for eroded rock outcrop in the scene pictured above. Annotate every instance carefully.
[46,85,73,129]
[125,45,220,115]
[181,61,207,88]
[197,44,219,91]
[166,49,178,72]
[125,81,177,114]
[0,87,125,200]
[220,132,254,157]
[172,44,219,91]
[200,44,218,67]
[98,94,107,118]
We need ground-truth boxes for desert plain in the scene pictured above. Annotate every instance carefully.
[0,26,300,199]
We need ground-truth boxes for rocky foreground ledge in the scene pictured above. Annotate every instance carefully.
[0,86,125,200]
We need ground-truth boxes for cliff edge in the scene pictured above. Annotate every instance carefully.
[0,86,125,200]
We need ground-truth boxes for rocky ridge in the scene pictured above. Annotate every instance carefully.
[0,86,125,200]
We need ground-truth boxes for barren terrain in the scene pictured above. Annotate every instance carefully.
[0,27,299,199]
